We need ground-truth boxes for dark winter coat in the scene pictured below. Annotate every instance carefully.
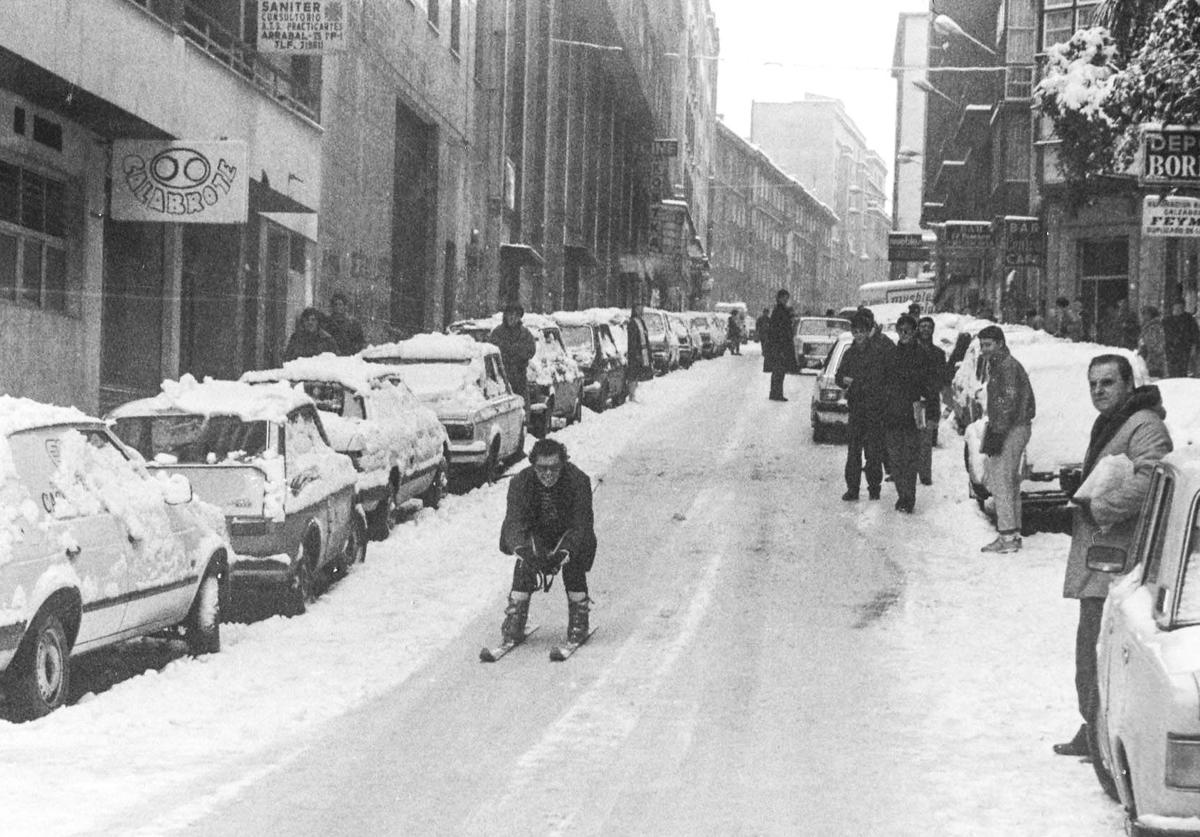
[1066,386,1172,599]
[762,303,796,374]
[983,345,1036,444]
[836,335,894,426]
[627,315,653,380]
[756,312,770,343]
[500,462,597,572]
[283,327,339,361]
[919,340,948,421]
[326,314,366,356]
[1163,312,1200,366]
[884,340,936,428]
[488,322,538,398]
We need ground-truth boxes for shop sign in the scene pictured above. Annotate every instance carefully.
[1140,127,1200,186]
[110,140,247,224]
[1142,195,1200,237]
[941,221,991,253]
[888,231,929,263]
[995,216,1043,267]
[648,202,686,255]
[257,1,346,53]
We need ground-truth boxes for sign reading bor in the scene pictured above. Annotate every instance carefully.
[1141,127,1200,186]
[110,141,248,223]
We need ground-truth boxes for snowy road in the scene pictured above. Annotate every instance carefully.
[4,351,1127,836]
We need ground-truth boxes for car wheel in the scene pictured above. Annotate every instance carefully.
[1087,687,1121,802]
[284,541,317,617]
[7,610,71,721]
[421,459,447,509]
[184,569,222,656]
[366,485,396,541]
[532,402,552,438]
[342,512,368,569]
[481,441,502,485]
[812,423,828,444]
[508,425,527,465]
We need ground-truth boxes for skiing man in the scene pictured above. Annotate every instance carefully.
[498,438,597,650]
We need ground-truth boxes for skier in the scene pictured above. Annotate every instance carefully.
[497,438,597,650]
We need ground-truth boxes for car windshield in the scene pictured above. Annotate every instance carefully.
[798,317,850,336]
[299,381,347,414]
[387,362,478,402]
[560,325,592,352]
[112,414,270,464]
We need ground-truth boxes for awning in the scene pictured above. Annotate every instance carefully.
[249,178,316,214]
[500,243,545,267]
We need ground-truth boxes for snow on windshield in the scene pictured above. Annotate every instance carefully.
[364,332,488,363]
[109,375,310,426]
[389,362,488,412]
[112,414,271,465]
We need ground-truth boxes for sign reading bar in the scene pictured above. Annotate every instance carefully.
[111,140,248,223]
[1143,195,1200,237]
[1141,127,1200,186]
[888,232,929,263]
[941,221,991,253]
[996,216,1043,267]
[258,0,346,54]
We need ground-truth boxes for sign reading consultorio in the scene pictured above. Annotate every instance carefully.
[257,0,346,53]
[110,141,248,223]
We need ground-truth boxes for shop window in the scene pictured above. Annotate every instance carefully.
[0,157,72,314]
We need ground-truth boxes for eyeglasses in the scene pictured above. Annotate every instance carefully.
[533,461,563,475]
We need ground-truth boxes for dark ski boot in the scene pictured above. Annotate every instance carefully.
[501,595,530,643]
[567,597,591,645]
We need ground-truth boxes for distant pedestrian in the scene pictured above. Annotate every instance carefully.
[837,313,892,502]
[488,303,538,407]
[907,302,922,320]
[626,301,653,401]
[755,308,771,344]
[1070,298,1088,341]
[497,438,597,647]
[1052,354,1171,758]
[1117,299,1140,350]
[1047,296,1070,338]
[916,316,947,485]
[763,289,796,401]
[883,314,932,513]
[977,325,1035,553]
[727,312,743,355]
[283,307,339,361]
[1095,301,1122,347]
[1162,300,1199,377]
[1139,305,1166,378]
[325,292,366,356]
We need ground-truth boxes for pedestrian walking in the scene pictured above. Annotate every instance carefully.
[727,312,743,355]
[763,289,796,401]
[1070,298,1088,342]
[883,314,932,513]
[488,303,538,408]
[1139,305,1167,378]
[497,438,597,647]
[977,324,1036,553]
[283,306,339,361]
[325,292,366,356]
[916,316,947,486]
[1162,300,1199,377]
[1052,354,1171,757]
[625,301,653,401]
[1047,297,1070,338]
[837,312,892,501]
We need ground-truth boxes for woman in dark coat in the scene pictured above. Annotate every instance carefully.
[763,289,796,400]
[626,302,653,401]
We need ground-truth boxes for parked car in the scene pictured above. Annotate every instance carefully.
[241,355,450,540]
[794,316,850,372]
[551,311,628,411]
[687,313,717,358]
[362,333,526,485]
[1091,448,1200,832]
[448,313,584,437]
[642,307,681,373]
[707,312,729,356]
[952,330,1148,513]
[668,312,699,368]
[109,377,364,617]
[0,395,232,720]
[809,330,899,443]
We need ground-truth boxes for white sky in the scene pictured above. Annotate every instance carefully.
[708,0,927,178]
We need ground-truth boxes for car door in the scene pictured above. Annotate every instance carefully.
[8,427,133,644]
[484,354,521,457]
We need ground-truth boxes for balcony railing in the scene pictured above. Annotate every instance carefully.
[123,0,320,123]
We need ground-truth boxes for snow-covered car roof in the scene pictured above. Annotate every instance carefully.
[0,395,97,436]
[242,353,415,394]
[108,375,314,424]
[362,332,498,363]
[551,310,608,328]
[585,307,629,325]
[449,311,560,334]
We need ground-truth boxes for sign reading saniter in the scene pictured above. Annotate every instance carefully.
[111,141,247,223]
[258,1,346,53]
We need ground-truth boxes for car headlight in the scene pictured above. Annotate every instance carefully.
[1166,735,1200,789]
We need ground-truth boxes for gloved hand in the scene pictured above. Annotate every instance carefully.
[551,549,571,568]
[980,428,1005,456]
[514,544,536,563]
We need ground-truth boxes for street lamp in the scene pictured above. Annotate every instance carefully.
[933,14,998,57]
[912,78,956,106]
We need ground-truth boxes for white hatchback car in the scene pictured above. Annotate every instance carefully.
[0,396,231,720]
[1092,448,1200,833]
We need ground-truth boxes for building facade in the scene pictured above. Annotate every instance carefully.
[710,120,837,314]
[749,96,892,306]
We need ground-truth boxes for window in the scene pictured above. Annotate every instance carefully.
[0,158,70,313]
[1042,0,1100,50]
[428,0,439,29]
[450,0,461,53]
[1138,471,1173,587]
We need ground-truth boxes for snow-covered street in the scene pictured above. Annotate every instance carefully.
[2,351,1127,836]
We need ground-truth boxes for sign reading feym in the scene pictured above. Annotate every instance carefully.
[111,140,248,224]
[1140,127,1200,186]
[1143,195,1200,237]
[258,1,346,53]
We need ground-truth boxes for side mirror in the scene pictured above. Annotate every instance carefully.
[160,474,194,506]
[1087,544,1130,574]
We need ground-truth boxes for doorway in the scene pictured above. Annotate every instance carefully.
[393,101,435,335]
[1078,237,1129,341]
[100,220,165,412]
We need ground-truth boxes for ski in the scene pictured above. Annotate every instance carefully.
[479,625,540,662]
[549,628,597,662]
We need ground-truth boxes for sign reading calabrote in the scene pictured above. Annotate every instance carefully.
[1140,127,1200,186]
[1142,195,1200,237]
[111,140,248,223]
[258,1,346,53]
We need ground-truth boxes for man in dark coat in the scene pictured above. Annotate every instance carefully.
[763,289,796,401]
[916,316,947,485]
[325,292,366,356]
[488,303,538,405]
[755,308,771,344]
[1052,354,1171,757]
[1162,300,1199,377]
[283,307,339,361]
[626,302,652,401]
[837,312,893,501]
[883,314,934,513]
[498,438,597,645]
